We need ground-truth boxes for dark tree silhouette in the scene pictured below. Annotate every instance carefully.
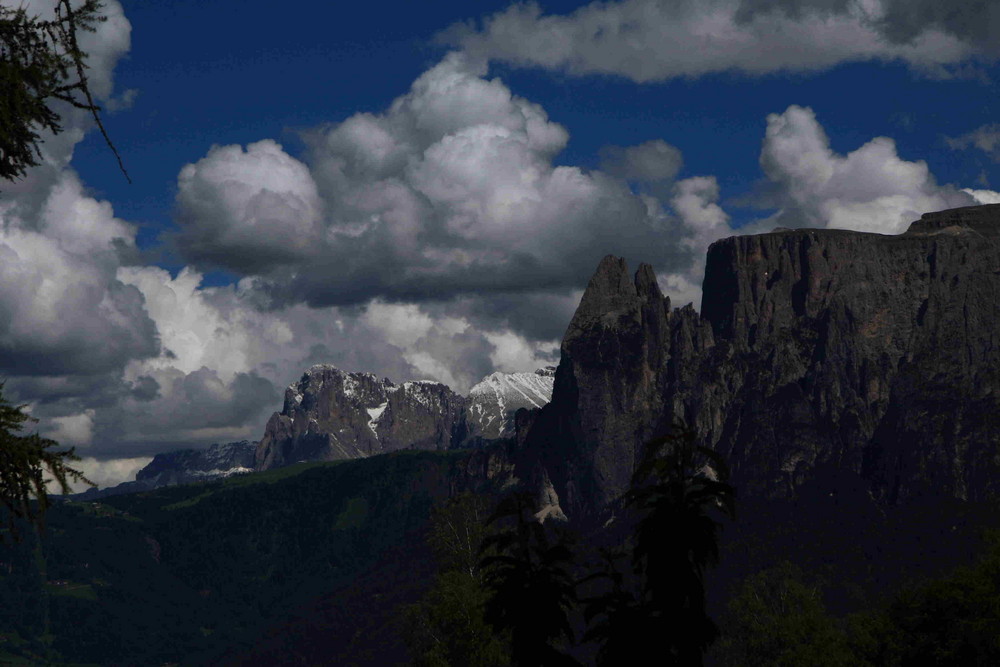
[0,383,92,542]
[0,0,128,184]
[580,547,656,664]
[479,492,580,667]
[585,427,735,665]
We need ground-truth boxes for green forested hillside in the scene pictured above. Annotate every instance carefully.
[0,450,471,665]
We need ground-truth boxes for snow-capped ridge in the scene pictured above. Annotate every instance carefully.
[465,367,555,440]
[257,363,555,469]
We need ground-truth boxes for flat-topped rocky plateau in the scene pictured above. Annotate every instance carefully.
[517,204,1000,519]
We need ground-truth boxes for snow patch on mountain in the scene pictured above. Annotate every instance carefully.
[367,401,388,437]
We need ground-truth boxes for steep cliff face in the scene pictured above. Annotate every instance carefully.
[525,204,1000,518]
[254,366,466,470]
[516,258,697,516]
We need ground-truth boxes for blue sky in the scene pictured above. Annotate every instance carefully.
[2,0,999,487]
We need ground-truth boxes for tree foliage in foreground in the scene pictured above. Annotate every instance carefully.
[406,427,738,665]
[711,562,856,666]
[480,492,580,666]
[0,0,128,184]
[711,532,1000,666]
[0,383,91,541]
[877,530,1000,665]
[583,428,736,665]
[404,492,511,667]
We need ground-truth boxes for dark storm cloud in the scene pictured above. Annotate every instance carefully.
[89,368,279,458]
[599,140,684,185]
[444,0,982,83]
[130,375,161,402]
[179,369,278,430]
[430,292,585,344]
[876,0,1000,54]
[0,166,161,381]
[0,278,159,377]
[732,0,852,22]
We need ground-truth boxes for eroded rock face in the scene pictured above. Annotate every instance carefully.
[254,366,466,470]
[523,204,1000,519]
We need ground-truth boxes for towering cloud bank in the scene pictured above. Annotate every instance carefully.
[760,106,973,234]
[173,53,696,307]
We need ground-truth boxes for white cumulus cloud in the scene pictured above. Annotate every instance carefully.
[963,188,1000,205]
[0,164,158,378]
[759,105,975,233]
[175,140,325,272]
[173,53,701,308]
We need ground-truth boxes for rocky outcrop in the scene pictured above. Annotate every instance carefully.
[254,366,466,470]
[522,204,1000,519]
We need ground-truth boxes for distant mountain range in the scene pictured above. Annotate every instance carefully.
[74,440,257,500]
[466,368,555,439]
[75,367,555,499]
[255,365,556,469]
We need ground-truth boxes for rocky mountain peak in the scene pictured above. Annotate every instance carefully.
[136,440,256,482]
[255,366,465,470]
[569,255,636,328]
[74,440,257,500]
[633,262,666,303]
[254,364,557,471]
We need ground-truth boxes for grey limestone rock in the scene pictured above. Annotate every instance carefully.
[136,440,256,483]
[253,364,558,471]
